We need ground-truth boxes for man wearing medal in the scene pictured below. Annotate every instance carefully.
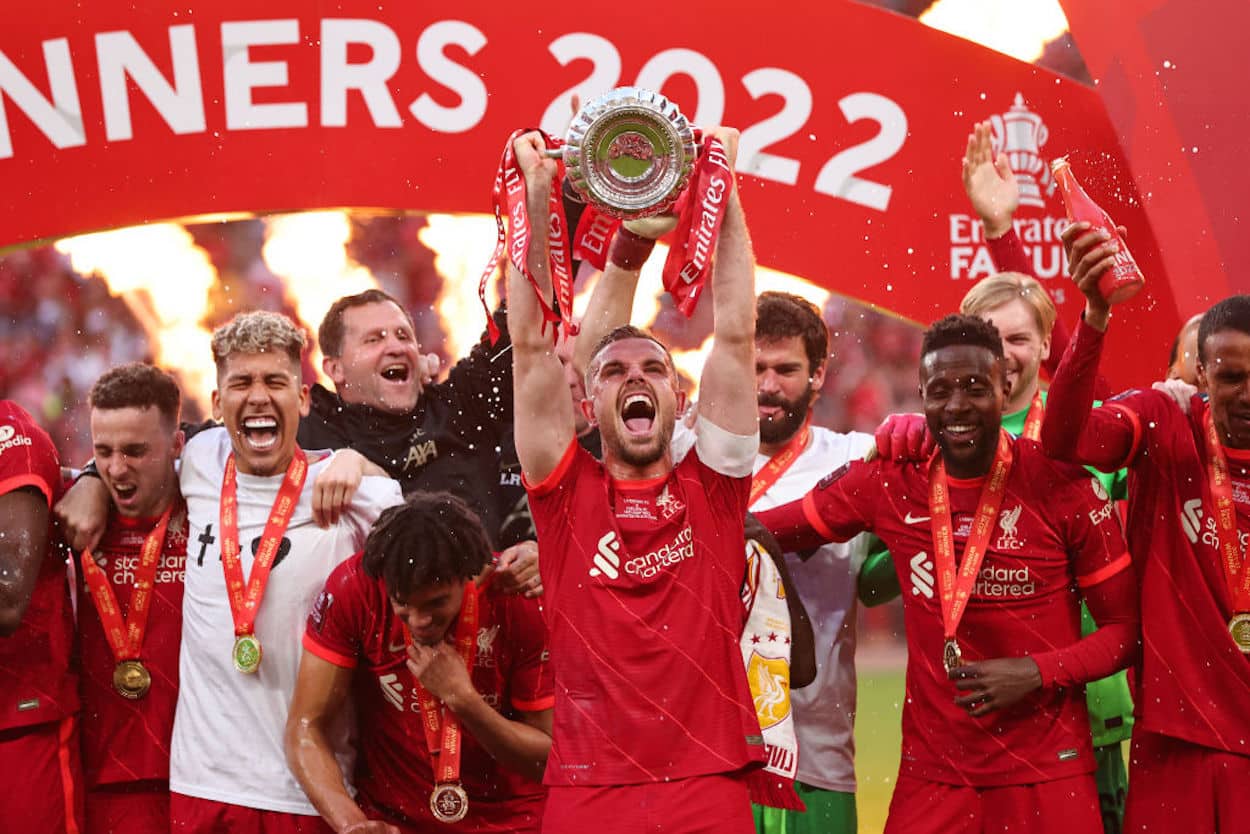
[287,491,553,833]
[511,121,765,833]
[170,311,402,833]
[757,314,1139,834]
[76,364,188,832]
[1043,231,1250,832]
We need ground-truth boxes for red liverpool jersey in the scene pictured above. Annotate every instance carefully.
[1044,318,1250,755]
[303,553,552,832]
[525,440,765,787]
[0,400,77,732]
[78,508,187,787]
[757,441,1131,787]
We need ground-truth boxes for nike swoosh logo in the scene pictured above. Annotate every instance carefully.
[904,513,931,525]
[387,641,406,654]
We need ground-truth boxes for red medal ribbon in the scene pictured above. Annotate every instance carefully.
[749,423,811,507]
[478,130,574,344]
[661,136,732,317]
[1202,411,1250,616]
[81,505,174,663]
[929,431,1014,644]
[573,205,621,271]
[407,581,481,787]
[219,450,308,638]
[1020,390,1045,442]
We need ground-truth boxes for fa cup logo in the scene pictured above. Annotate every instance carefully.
[989,93,1055,209]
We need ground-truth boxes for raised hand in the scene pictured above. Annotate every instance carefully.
[962,121,1019,239]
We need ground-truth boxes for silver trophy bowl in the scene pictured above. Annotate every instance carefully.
[555,87,698,220]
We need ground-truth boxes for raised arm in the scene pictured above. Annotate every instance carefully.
[509,132,576,484]
[697,128,757,437]
[1040,225,1141,471]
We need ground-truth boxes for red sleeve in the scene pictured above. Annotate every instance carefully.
[1030,461,1138,688]
[1031,568,1139,688]
[501,593,554,713]
[0,402,60,504]
[303,557,369,668]
[1041,318,1149,472]
[986,227,1031,275]
[755,460,879,552]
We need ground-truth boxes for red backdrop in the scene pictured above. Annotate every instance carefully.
[0,1,1183,387]
[1059,0,1249,318]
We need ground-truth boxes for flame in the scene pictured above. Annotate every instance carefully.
[261,211,378,380]
[920,0,1070,63]
[55,224,218,411]
[418,214,502,363]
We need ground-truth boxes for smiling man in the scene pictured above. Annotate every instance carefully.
[509,127,764,834]
[286,491,552,833]
[756,314,1139,834]
[1042,227,1250,832]
[171,311,401,833]
[298,289,514,545]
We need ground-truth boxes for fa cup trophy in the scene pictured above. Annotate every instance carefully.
[548,87,699,220]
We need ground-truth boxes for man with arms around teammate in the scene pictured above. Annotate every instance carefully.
[77,363,188,832]
[170,311,401,833]
[759,314,1139,834]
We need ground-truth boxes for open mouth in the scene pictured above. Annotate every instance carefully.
[380,363,410,383]
[621,392,656,436]
[113,483,138,502]
[241,416,280,452]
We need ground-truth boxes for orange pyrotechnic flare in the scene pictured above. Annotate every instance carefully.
[261,211,378,381]
[55,223,219,411]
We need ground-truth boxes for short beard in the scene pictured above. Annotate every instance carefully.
[612,420,674,468]
[759,386,812,446]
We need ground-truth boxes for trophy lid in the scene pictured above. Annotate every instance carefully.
[562,87,698,220]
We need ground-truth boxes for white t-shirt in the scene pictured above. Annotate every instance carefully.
[749,426,874,794]
[170,428,402,814]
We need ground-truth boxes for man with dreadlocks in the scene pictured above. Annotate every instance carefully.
[286,491,553,834]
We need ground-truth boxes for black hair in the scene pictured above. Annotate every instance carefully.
[89,362,182,428]
[319,288,414,359]
[920,313,1004,362]
[1198,296,1250,364]
[361,492,491,598]
[756,292,829,371]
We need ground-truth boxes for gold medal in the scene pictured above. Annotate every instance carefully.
[430,783,469,823]
[232,633,263,674]
[943,638,963,675]
[113,659,151,699]
[1229,614,1250,654]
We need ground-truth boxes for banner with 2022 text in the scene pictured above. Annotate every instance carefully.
[0,0,1180,387]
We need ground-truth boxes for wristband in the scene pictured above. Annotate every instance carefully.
[76,459,101,482]
[607,227,657,271]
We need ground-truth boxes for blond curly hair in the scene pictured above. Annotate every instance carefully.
[211,311,306,375]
